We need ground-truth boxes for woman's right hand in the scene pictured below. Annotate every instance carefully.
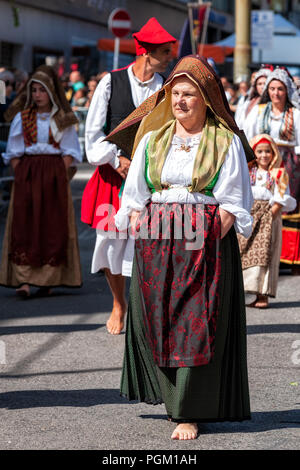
[116,156,131,179]
[219,208,236,239]
[10,158,20,171]
[129,210,141,235]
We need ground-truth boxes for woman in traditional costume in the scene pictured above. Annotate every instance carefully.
[105,55,254,440]
[244,67,300,275]
[238,134,296,308]
[0,65,82,297]
[235,67,271,129]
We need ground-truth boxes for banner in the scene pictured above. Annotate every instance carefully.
[177,5,209,59]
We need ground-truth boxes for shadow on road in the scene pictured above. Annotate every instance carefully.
[0,323,105,335]
[0,366,122,380]
[247,324,300,335]
[267,301,300,309]
[0,388,130,409]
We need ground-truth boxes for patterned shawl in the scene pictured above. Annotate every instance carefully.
[258,102,295,143]
[21,106,59,148]
[146,115,233,194]
[104,55,255,164]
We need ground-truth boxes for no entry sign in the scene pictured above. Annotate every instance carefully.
[108,8,131,38]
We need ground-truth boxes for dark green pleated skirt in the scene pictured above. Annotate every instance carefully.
[120,227,251,423]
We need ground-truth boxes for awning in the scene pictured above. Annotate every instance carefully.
[97,38,234,63]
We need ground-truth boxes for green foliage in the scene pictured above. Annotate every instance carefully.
[9,1,20,27]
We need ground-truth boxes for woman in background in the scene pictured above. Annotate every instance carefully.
[0,65,82,297]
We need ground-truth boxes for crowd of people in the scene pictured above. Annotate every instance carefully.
[0,16,300,442]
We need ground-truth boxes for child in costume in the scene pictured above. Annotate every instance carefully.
[238,134,296,308]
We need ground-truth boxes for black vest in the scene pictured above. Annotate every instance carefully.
[104,68,135,135]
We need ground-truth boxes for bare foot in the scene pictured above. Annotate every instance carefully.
[106,302,127,335]
[171,423,198,440]
[16,284,30,298]
[247,295,268,309]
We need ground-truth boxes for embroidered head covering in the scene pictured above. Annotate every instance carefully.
[249,67,271,100]
[132,17,176,56]
[258,68,300,143]
[261,67,300,109]
[105,55,255,164]
[4,65,78,141]
[249,133,288,197]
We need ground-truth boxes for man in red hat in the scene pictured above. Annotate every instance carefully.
[82,18,176,335]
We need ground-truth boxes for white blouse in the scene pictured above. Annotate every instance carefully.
[251,168,296,212]
[84,64,164,169]
[243,105,300,153]
[2,111,82,165]
[114,132,254,239]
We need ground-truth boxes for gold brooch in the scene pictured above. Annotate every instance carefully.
[176,144,191,152]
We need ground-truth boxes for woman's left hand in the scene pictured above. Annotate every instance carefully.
[63,155,74,170]
[219,208,236,239]
[271,202,282,220]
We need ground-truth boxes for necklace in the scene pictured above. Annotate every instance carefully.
[176,143,191,152]
[38,113,50,121]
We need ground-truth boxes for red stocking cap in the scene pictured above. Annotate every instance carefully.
[252,137,272,151]
[132,17,176,56]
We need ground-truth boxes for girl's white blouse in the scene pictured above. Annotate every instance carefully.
[243,105,300,153]
[251,169,296,212]
[2,111,82,164]
[114,132,254,239]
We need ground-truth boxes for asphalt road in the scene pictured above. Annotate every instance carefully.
[0,164,299,451]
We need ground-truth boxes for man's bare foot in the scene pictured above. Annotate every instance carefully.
[171,423,198,440]
[106,302,127,335]
[247,295,268,309]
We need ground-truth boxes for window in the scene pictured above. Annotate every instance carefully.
[0,42,14,67]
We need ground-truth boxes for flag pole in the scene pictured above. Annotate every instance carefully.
[113,37,120,70]
[187,3,197,54]
[199,2,211,57]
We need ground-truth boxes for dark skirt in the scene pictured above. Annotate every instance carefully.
[0,154,82,288]
[120,222,251,423]
[279,147,300,265]
[10,154,68,267]
[280,147,300,207]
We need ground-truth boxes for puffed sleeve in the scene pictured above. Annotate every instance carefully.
[213,134,254,238]
[270,183,296,213]
[2,112,25,164]
[114,132,152,230]
[85,73,120,170]
[60,124,83,163]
